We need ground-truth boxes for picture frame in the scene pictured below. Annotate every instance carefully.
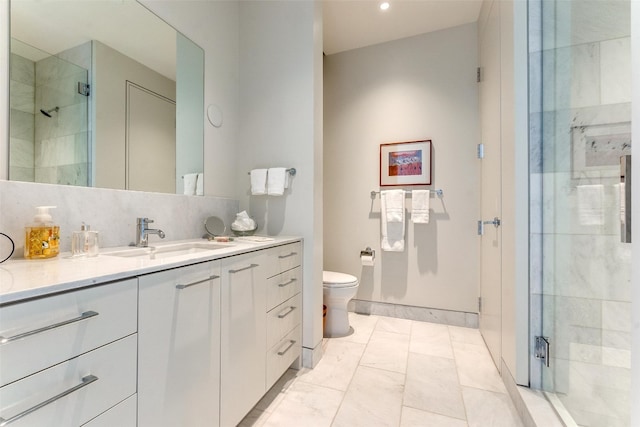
[380,140,432,186]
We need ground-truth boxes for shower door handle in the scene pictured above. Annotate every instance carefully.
[621,155,631,243]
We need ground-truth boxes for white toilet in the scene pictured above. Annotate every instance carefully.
[323,271,359,337]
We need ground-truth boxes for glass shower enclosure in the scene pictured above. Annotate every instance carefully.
[529,0,632,426]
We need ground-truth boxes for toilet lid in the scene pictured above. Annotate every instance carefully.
[323,271,358,288]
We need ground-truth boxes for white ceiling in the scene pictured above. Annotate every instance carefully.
[323,0,484,55]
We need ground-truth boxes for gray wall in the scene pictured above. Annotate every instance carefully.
[323,23,480,314]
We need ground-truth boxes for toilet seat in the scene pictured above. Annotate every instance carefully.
[323,271,358,288]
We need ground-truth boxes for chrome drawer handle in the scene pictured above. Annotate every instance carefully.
[0,311,99,345]
[278,252,297,259]
[228,264,259,274]
[277,340,296,356]
[278,278,297,288]
[277,306,296,319]
[0,374,98,426]
[176,275,220,289]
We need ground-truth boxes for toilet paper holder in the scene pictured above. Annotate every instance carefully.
[360,247,375,261]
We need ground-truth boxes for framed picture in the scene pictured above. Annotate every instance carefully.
[570,122,631,180]
[380,140,432,186]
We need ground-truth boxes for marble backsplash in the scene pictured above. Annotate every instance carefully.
[0,180,239,258]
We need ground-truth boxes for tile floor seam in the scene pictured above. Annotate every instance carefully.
[448,325,471,424]
[329,326,374,427]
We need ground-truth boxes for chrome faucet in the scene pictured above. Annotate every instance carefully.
[136,217,166,247]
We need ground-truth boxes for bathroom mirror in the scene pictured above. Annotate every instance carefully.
[8,0,204,195]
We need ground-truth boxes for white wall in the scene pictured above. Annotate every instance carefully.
[324,23,479,314]
[235,0,324,365]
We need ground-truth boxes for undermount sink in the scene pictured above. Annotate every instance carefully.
[103,242,232,260]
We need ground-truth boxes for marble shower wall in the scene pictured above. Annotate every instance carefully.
[34,48,90,187]
[9,53,35,182]
[529,1,631,426]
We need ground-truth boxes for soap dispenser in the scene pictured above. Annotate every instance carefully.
[24,206,60,259]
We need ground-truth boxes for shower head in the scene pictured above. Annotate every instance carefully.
[40,106,59,117]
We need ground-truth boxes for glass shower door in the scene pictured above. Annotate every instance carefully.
[530,1,632,426]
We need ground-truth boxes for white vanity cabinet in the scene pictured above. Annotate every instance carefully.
[264,243,302,390]
[138,261,221,427]
[220,251,267,427]
[0,279,138,426]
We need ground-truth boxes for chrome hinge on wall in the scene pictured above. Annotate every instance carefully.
[478,297,482,313]
[477,143,484,159]
[477,67,482,83]
[535,336,550,367]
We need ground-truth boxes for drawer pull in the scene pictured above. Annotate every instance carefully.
[0,311,99,344]
[228,263,259,274]
[277,306,297,319]
[277,340,296,356]
[176,275,220,289]
[278,278,297,288]
[278,252,297,259]
[0,374,98,426]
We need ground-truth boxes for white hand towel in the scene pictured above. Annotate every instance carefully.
[381,189,405,251]
[267,167,287,196]
[577,184,604,225]
[183,173,198,195]
[251,169,268,195]
[411,190,430,223]
[196,173,204,196]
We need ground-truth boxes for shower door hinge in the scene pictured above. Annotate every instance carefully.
[535,336,550,367]
[477,143,484,159]
[478,297,482,312]
[477,67,482,83]
[77,82,90,97]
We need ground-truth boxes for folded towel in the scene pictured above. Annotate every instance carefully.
[183,173,198,195]
[381,189,405,251]
[384,189,405,222]
[411,190,430,223]
[196,173,204,196]
[251,169,268,195]
[577,184,604,225]
[267,167,288,196]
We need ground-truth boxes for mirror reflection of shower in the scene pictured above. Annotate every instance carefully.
[39,106,59,117]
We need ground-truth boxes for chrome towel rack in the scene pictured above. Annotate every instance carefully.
[370,188,443,198]
[247,168,296,176]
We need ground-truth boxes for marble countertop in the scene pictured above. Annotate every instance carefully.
[0,236,301,305]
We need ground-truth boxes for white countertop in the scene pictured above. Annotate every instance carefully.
[0,236,301,305]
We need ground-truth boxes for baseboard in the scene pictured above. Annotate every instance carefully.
[348,299,478,328]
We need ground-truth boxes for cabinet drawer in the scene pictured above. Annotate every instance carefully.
[266,325,301,390]
[266,293,301,350]
[263,242,301,278]
[0,279,137,387]
[266,266,301,311]
[0,334,137,427]
[82,394,136,427]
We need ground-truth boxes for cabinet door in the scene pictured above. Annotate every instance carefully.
[220,252,267,427]
[138,261,221,427]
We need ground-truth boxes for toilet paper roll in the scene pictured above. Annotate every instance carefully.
[360,255,374,266]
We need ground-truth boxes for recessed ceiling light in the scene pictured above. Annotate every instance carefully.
[380,2,390,11]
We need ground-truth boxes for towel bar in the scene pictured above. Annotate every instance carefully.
[247,168,296,176]
[370,189,443,198]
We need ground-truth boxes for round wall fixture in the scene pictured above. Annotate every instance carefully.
[207,104,223,128]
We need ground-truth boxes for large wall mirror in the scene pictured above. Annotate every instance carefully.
[9,0,204,195]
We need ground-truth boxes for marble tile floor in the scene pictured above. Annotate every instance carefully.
[240,313,524,427]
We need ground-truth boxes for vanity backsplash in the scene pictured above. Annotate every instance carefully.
[0,180,239,258]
